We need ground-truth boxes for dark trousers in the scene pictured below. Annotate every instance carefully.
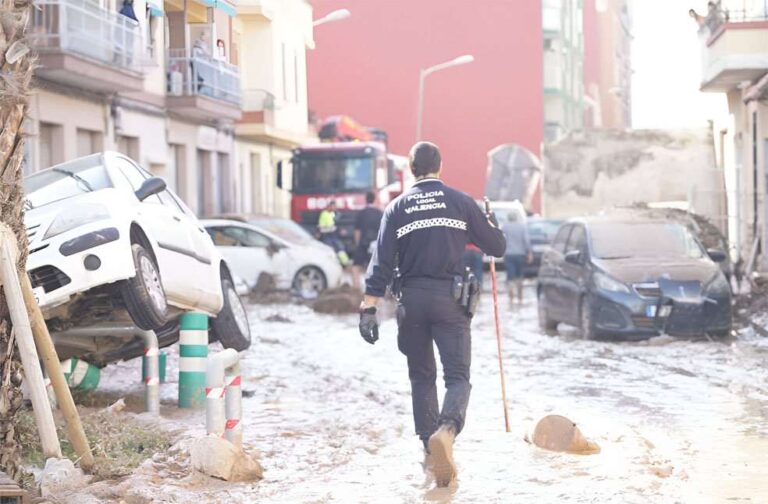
[397,279,472,443]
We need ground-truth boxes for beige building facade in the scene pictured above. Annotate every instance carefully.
[696,0,768,266]
[234,0,316,218]
[27,0,309,218]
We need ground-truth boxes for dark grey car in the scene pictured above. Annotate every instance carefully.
[537,217,732,340]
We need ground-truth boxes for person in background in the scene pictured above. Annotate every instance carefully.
[318,200,349,266]
[353,191,383,290]
[215,39,226,61]
[501,211,532,306]
[462,243,484,289]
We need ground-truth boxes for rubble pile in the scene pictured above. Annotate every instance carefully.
[312,285,361,314]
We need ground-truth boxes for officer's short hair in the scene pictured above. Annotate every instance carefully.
[365,191,375,204]
[409,142,442,177]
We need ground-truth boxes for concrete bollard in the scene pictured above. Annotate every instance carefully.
[206,349,243,447]
[179,312,209,409]
[140,330,160,415]
[224,363,242,447]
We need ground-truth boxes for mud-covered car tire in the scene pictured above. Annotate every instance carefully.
[580,296,596,340]
[292,266,327,300]
[121,243,168,330]
[538,290,558,334]
[211,273,252,352]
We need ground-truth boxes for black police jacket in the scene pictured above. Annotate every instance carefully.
[365,178,506,297]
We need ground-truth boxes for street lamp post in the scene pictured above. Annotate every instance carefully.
[313,8,351,27]
[416,54,474,141]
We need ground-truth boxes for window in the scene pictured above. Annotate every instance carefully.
[115,158,147,190]
[565,225,586,253]
[293,49,299,103]
[551,224,571,253]
[281,43,287,101]
[76,129,102,157]
[117,136,140,161]
[207,226,271,248]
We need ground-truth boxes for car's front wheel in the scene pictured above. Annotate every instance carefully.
[537,289,558,335]
[292,266,327,300]
[211,273,252,352]
[121,243,168,330]
[580,296,596,340]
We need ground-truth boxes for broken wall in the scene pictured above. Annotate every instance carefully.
[542,129,727,233]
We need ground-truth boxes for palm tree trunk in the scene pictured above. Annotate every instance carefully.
[0,0,35,480]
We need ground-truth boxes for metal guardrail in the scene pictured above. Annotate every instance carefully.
[705,2,768,32]
[167,48,241,106]
[30,0,143,72]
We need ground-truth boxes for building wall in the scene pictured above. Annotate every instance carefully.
[307,0,543,198]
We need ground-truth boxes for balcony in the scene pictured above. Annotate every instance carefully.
[30,0,145,93]
[236,88,309,147]
[699,4,768,91]
[166,49,242,121]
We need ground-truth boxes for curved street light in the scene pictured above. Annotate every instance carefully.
[313,9,351,27]
[417,54,475,141]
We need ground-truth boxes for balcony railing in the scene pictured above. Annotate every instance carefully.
[704,1,768,33]
[30,0,143,72]
[167,49,241,106]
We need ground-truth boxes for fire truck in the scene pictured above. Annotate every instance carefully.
[277,116,412,252]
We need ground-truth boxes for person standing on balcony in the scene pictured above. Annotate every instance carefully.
[117,0,138,66]
[191,31,211,93]
[215,39,226,61]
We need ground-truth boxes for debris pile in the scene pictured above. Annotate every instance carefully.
[312,285,361,314]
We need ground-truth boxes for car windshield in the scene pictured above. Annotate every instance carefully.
[528,220,562,240]
[251,218,315,245]
[293,155,374,194]
[24,155,112,208]
[590,221,705,260]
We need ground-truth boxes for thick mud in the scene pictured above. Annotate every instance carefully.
[94,285,768,503]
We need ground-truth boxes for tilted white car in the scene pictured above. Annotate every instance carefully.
[202,217,342,299]
[23,152,251,363]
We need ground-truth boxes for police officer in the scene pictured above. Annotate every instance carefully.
[358,141,506,487]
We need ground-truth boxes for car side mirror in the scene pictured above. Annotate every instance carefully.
[135,177,166,202]
[707,248,727,263]
[267,241,285,256]
[564,250,583,265]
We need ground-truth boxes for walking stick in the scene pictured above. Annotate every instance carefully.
[484,198,511,433]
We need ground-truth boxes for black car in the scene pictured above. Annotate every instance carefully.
[537,217,732,340]
[524,218,563,277]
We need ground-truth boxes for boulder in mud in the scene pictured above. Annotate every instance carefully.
[190,435,263,482]
[530,415,600,455]
[312,285,360,314]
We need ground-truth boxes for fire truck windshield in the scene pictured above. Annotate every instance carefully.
[293,155,374,194]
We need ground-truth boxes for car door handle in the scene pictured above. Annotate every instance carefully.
[198,227,205,233]
[173,216,181,222]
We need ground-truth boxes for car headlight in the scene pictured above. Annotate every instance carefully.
[593,271,630,294]
[705,273,730,295]
[44,204,110,240]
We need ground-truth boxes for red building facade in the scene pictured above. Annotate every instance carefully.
[307,0,544,198]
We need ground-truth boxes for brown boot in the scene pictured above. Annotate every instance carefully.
[428,424,457,487]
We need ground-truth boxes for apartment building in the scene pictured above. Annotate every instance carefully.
[583,0,632,129]
[26,0,308,218]
[696,0,768,265]
[234,0,316,218]
[543,0,585,142]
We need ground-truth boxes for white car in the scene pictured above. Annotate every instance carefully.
[23,152,252,362]
[202,217,342,299]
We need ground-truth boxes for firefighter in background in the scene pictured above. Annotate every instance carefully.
[318,200,350,266]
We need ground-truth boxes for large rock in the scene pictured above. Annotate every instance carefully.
[39,457,90,498]
[190,436,263,482]
[530,415,600,455]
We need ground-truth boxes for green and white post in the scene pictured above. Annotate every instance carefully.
[178,312,209,409]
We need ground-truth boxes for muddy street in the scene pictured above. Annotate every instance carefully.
[94,282,768,503]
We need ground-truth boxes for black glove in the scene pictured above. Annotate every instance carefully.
[359,306,379,345]
[487,211,499,228]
